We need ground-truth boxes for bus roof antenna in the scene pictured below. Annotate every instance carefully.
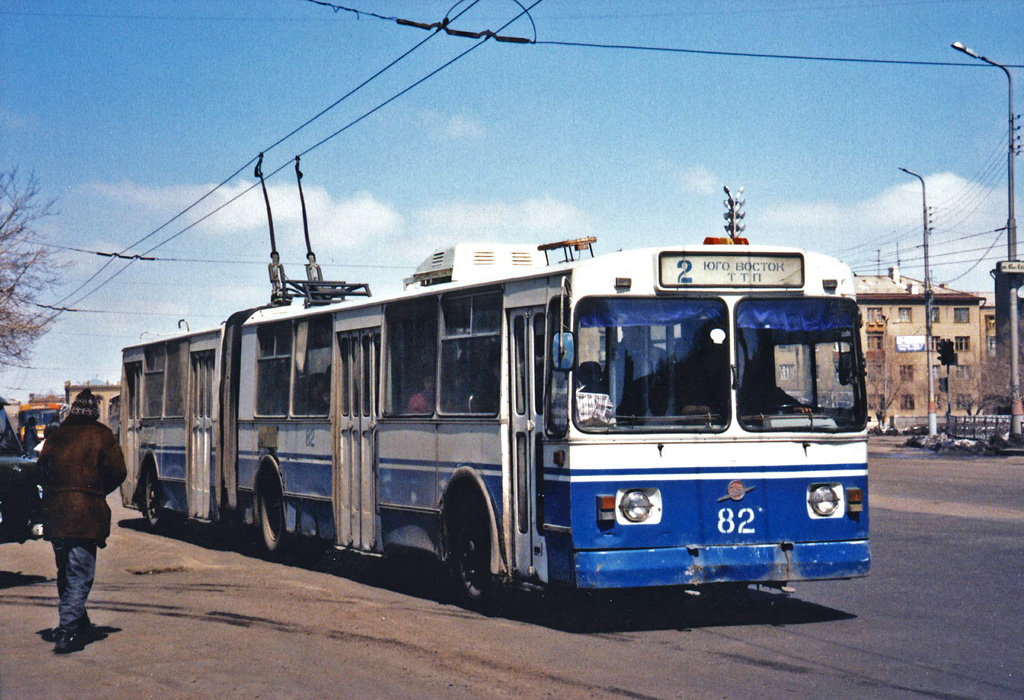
[255,152,290,306]
[294,156,323,283]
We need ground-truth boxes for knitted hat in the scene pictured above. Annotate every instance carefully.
[70,389,100,419]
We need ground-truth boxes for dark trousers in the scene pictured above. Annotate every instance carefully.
[51,538,97,631]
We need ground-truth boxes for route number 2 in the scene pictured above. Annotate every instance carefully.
[676,259,693,284]
[717,507,756,534]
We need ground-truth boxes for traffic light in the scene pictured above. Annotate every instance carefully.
[723,186,745,239]
[938,338,957,366]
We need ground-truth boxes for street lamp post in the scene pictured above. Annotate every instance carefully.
[900,167,937,436]
[952,41,1020,437]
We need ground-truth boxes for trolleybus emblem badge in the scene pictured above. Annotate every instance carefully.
[718,480,755,502]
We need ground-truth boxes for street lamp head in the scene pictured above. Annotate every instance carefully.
[951,41,979,59]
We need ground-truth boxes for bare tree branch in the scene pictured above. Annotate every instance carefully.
[0,169,63,367]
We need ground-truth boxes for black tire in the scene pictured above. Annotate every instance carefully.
[257,476,286,556]
[447,496,493,610]
[141,467,163,531]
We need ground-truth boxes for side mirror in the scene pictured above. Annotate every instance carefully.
[551,332,575,372]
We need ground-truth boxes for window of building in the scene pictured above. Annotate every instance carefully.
[867,307,884,325]
[897,307,912,323]
[143,345,165,418]
[867,332,883,350]
[900,364,914,381]
[988,336,998,354]
[385,299,438,415]
[955,336,970,352]
[930,306,940,323]
[954,307,970,324]
[256,323,292,416]
[292,316,333,416]
[901,394,915,410]
[440,291,501,415]
[955,365,972,380]
[931,336,943,351]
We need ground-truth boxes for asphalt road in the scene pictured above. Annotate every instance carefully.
[2,436,1022,699]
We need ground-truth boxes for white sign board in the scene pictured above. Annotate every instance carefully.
[896,335,926,352]
[659,252,804,288]
[998,261,1024,274]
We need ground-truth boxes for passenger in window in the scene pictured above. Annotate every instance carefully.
[406,374,435,414]
[576,361,615,427]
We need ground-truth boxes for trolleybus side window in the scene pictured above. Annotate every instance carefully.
[293,316,332,417]
[735,297,865,431]
[574,297,730,431]
[164,340,186,417]
[545,296,569,438]
[385,299,438,416]
[533,312,545,415]
[256,323,292,416]
[440,291,501,415]
[144,345,166,418]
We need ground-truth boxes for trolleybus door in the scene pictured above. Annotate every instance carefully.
[121,362,143,507]
[187,350,215,519]
[509,307,547,580]
[336,330,380,551]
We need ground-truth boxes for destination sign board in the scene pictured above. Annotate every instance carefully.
[658,252,804,288]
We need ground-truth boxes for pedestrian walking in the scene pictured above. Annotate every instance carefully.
[36,389,126,654]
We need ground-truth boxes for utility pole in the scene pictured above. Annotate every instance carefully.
[900,168,937,436]
[952,41,1020,437]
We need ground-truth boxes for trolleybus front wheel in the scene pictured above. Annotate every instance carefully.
[447,496,493,611]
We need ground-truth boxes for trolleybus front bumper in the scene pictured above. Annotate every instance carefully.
[573,539,870,589]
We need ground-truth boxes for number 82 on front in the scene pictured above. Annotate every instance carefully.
[717,507,756,534]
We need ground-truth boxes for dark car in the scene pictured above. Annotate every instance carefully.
[0,401,43,543]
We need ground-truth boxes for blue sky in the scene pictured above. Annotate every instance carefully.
[2,0,1021,398]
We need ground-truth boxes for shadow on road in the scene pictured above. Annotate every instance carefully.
[0,570,49,589]
[116,517,856,634]
[333,549,857,634]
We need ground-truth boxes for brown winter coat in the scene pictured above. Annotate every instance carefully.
[37,416,126,546]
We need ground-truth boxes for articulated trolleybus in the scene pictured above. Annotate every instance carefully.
[120,236,868,605]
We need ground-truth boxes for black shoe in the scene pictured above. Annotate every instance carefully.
[45,614,92,643]
[53,628,84,654]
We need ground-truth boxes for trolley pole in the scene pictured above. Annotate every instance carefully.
[952,42,1020,437]
[900,167,937,437]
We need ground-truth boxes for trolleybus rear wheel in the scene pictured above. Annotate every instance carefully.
[257,477,286,556]
[141,467,163,531]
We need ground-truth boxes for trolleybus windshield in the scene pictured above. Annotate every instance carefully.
[574,297,731,431]
[736,297,865,431]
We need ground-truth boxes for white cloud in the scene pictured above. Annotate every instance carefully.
[84,180,403,253]
[419,110,487,140]
[680,165,718,195]
[414,196,589,238]
[762,173,1001,233]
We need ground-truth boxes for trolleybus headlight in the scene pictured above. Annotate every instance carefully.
[808,485,841,516]
[620,490,653,522]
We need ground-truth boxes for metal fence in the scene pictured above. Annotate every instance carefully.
[946,415,1011,440]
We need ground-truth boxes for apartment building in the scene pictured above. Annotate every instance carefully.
[855,267,994,429]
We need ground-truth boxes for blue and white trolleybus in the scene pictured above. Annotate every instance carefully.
[120,236,869,605]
